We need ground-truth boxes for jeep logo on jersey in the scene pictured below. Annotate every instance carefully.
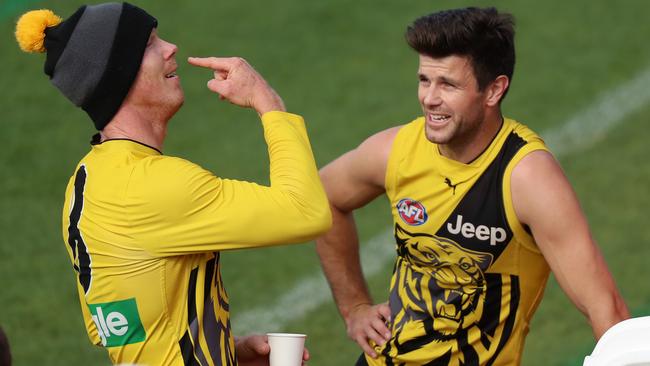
[88,298,146,347]
[447,214,507,246]
[397,198,428,226]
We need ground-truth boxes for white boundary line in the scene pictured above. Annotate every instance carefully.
[544,66,650,155]
[234,66,650,333]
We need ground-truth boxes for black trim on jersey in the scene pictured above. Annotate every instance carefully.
[216,267,230,312]
[67,165,92,294]
[180,266,201,366]
[187,266,199,329]
[478,274,503,349]
[485,276,520,366]
[466,118,505,165]
[423,351,452,366]
[436,131,527,261]
[202,255,221,363]
[458,327,480,365]
[179,331,200,366]
[181,257,229,366]
[190,265,212,365]
[204,256,216,305]
[90,133,162,154]
[435,118,504,167]
[381,335,395,366]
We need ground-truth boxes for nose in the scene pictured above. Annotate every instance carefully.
[163,40,178,59]
[422,85,443,107]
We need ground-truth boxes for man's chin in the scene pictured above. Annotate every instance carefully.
[165,98,184,120]
[424,128,452,145]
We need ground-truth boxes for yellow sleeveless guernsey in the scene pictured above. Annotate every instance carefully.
[369,117,551,366]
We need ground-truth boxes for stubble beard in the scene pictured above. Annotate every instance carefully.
[424,118,458,145]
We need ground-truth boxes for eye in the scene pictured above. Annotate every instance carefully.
[441,80,456,89]
[418,74,430,85]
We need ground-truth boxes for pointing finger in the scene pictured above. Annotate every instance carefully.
[188,56,241,72]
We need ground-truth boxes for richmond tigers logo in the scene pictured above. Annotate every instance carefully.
[379,224,518,365]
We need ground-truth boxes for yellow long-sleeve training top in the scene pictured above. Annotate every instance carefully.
[61,111,331,365]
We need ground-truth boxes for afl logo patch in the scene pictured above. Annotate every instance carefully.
[397,198,428,226]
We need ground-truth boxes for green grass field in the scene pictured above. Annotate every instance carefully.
[1,0,649,365]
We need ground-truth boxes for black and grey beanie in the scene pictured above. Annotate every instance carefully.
[16,3,157,130]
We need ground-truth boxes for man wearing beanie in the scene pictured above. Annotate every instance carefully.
[16,2,330,365]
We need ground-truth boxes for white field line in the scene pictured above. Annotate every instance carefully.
[544,67,650,155]
[234,66,650,334]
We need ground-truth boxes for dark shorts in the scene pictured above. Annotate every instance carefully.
[355,353,369,366]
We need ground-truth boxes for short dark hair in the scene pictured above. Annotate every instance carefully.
[406,7,515,96]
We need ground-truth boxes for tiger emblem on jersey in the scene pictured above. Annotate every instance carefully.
[380,224,507,364]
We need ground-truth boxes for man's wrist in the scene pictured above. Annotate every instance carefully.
[342,301,373,320]
[254,90,286,115]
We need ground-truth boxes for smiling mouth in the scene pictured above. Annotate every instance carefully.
[165,71,177,79]
[428,114,451,123]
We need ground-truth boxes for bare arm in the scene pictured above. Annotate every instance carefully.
[511,150,629,339]
[316,126,400,357]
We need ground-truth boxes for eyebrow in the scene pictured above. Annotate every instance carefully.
[437,75,460,85]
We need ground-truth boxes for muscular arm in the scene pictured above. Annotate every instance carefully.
[511,150,629,339]
[316,127,400,357]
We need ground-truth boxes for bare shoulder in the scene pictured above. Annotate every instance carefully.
[342,125,403,185]
[510,149,578,226]
[511,149,562,181]
[320,125,403,210]
[357,125,403,157]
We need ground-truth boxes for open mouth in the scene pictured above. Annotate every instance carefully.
[428,114,451,123]
[165,71,177,79]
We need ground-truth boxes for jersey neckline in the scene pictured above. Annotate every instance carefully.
[90,133,162,155]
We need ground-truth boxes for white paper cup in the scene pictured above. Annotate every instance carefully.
[267,333,306,366]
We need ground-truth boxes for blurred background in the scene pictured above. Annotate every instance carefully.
[1,0,649,365]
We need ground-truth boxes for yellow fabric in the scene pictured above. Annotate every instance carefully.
[15,10,61,53]
[371,117,551,366]
[61,112,330,365]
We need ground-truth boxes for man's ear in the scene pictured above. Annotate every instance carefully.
[485,75,509,107]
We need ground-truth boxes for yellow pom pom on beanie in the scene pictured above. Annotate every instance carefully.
[15,9,62,53]
[14,3,157,130]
